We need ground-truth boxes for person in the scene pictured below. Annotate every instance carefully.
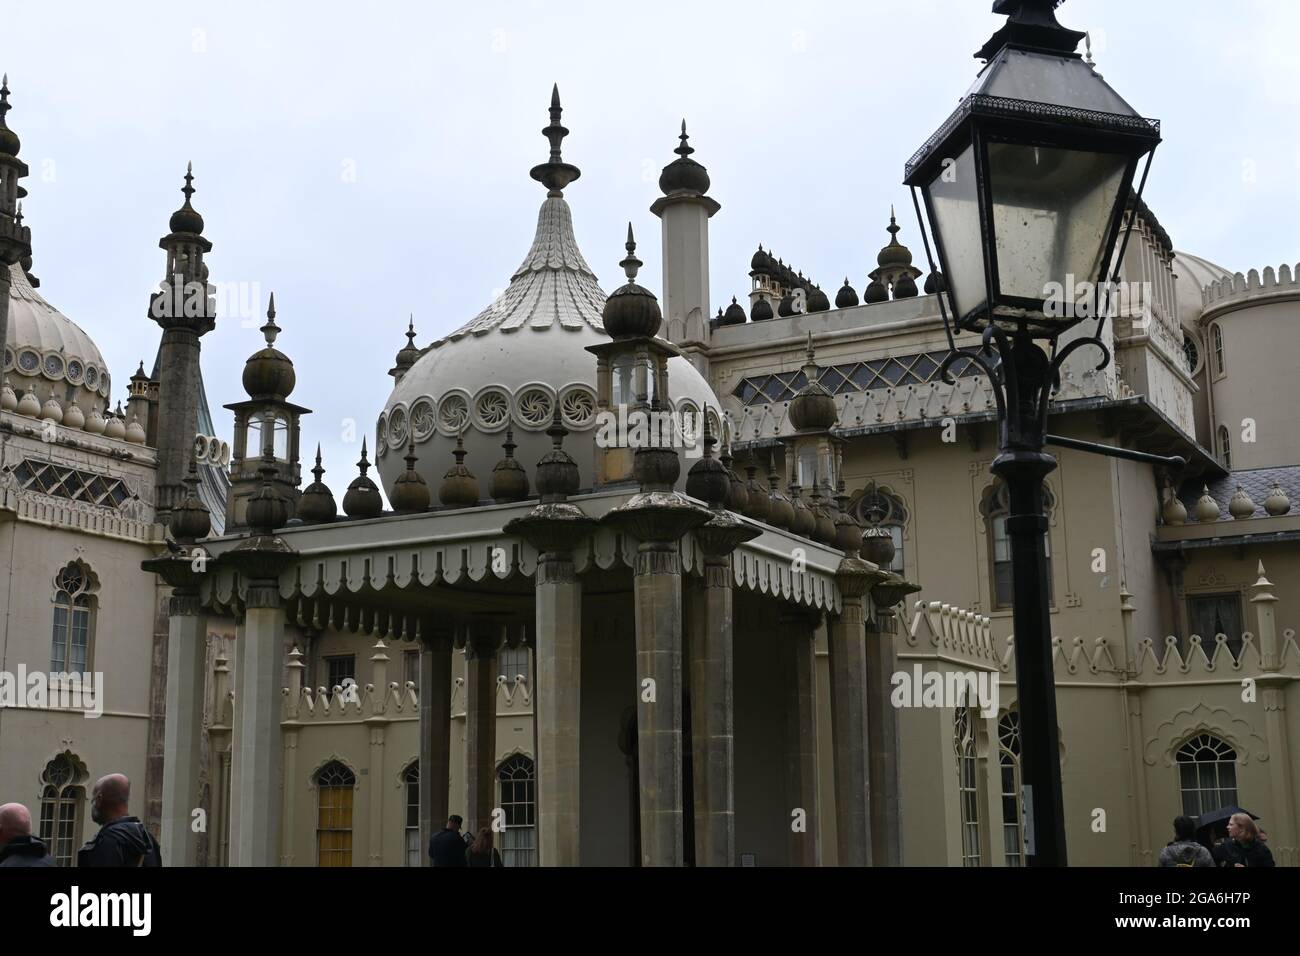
[0,803,56,867]
[1157,815,1214,867]
[1217,812,1275,868]
[429,815,468,867]
[465,827,503,867]
[77,773,162,867]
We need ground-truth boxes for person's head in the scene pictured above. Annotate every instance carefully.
[1228,813,1258,843]
[90,773,131,825]
[0,803,33,847]
[446,815,463,832]
[1172,815,1196,842]
[471,827,493,854]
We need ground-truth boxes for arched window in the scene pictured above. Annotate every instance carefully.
[497,755,536,867]
[315,761,355,867]
[998,711,1024,867]
[983,482,1055,610]
[51,562,96,673]
[39,752,87,867]
[853,483,909,574]
[953,706,980,867]
[1176,734,1238,817]
[1211,324,1225,377]
[1217,426,1232,471]
[402,761,420,867]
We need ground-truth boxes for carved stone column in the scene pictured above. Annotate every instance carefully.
[418,625,454,866]
[783,607,822,867]
[463,625,502,835]
[160,584,206,866]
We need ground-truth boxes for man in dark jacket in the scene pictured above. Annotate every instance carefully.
[0,803,57,867]
[429,815,468,867]
[1157,816,1214,867]
[77,773,162,867]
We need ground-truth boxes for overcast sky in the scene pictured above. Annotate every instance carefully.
[6,0,1299,486]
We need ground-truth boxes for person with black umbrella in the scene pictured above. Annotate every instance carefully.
[1216,813,1275,868]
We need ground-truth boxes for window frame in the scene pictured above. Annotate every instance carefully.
[38,752,87,867]
[497,754,537,868]
[50,562,97,674]
[954,706,981,868]
[314,760,356,868]
[1175,734,1238,818]
[1210,323,1226,379]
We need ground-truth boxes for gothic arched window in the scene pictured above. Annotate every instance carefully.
[998,711,1024,867]
[498,754,536,867]
[982,482,1055,610]
[954,705,980,867]
[315,761,356,867]
[51,562,96,673]
[1176,734,1238,817]
[402,761,420,867]
[39,752,87,866]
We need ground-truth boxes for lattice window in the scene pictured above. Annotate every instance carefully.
[732,350,993,406]
[315,761,355,867]
[39,753,87,866]
[983,481,1055,611]
[51,563,96,673]
[998,711,1024,867]
[954,706,980,867]
[498,755,536,868]
[1176,735,1238,818]
[403,762,420,868]
[11,459,131,509]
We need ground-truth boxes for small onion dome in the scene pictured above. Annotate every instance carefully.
[788,481,816,538]
[438,432,481,508]
[1194,485,1220,522]
[719,444,748,511]
[923,270,946,295]
[67,399,87,430]
[864,279,888,304]
[722,296,747,326]
[39,395,63,423]
[658,120,711,196]
[490,428,530,503]
[750,296,774,322]
[808,486,837,545]
[893,274,919,299]
[168,163,205,235]
[84,404,106,435]
[876,209,914,268]
[170,459,212,543]
[788,334,838,432]
[242,295,297,399]
[125,415,146,444]
[807,285,831,313]
[394,315,421,371]
[749,245,772,276]
[104,405,127,439]
[1264,482,1292,516]
[535,409,580,503]
[1229,485,1256,520]
[833,484,863,555]
[246,458,290,533]
[391,440,432,513]
[297,445,338,523]
[0,75,21,157]
[633,401,681,490]
[777,291,796,318]
[685,419,729,508]
[342,439,384,519]
[744,464,771,522]
[861,521,895,567]
[602,224,662,339]
[835,279,859,309]
[766,471,794,530]
[1,378,17,412]
[1161,492,1187,526]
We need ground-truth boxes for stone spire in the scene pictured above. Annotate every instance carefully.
[390,314,421,382]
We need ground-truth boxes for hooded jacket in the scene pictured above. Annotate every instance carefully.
[0,835,58,867]
[1157,839,1214,867]
[77,816,162,868]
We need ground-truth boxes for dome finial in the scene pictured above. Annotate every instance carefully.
[0,74,21,159]
[620,222,642,282]
[357,437,371,476]
[676,119,694,159]
[312,443,325,483]
[406,313,416,344]
[530,83,581,196]
[182,161,195,204]
[261,293,280,346]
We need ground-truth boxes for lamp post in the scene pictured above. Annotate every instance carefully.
[903,0,1161,866]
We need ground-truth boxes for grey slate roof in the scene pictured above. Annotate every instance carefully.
[1177,466,1299,521]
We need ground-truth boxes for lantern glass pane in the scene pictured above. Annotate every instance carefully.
[987,143,1128,308]
[926,144,987,321]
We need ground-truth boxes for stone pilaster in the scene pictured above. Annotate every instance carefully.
[1252,564,1296,851]
[159,586,205,866]
[418,626,454,866]
[867,574,920,867]
[464,626,501,835]
[783,607,821,867]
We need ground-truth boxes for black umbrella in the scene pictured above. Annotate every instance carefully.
[1195,806,1258,847]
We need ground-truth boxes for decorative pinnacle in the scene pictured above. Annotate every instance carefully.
[701,411,716,456]
[261,294,280,346]
[887,206,901,240]
[14,202,22,225]
[182,162,195,204]
[357,438,371,476]
[405,313,416,347]
[530,83,581,197]
[312,443,325,483]
[452,431,468,465]
[675,119,693,158]
[502,428,517,458]
[405,439,419,473]
[0,73,10,126]
[803,331,819,376]
[620,222,642,282]
[546,404,568,450]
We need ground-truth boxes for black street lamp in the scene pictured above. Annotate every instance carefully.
[904,0,1162,867]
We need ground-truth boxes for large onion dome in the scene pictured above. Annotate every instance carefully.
[241,295,296,400]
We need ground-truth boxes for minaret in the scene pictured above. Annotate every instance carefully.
[0,74,33,373]
[149,163,216,523]
[651,121,720,367]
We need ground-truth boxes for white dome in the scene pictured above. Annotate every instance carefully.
[377,194,721,502]
[3,263,113,416]
[1172,250,1233,328]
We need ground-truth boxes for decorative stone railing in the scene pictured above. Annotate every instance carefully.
[902,600,1001,668]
